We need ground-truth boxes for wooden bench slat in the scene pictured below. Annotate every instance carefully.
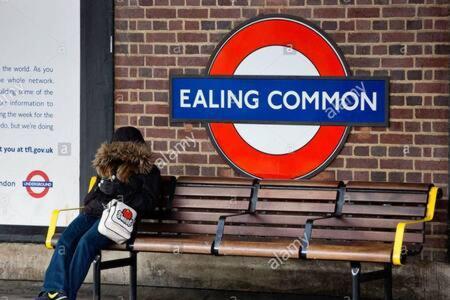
[346,181,431,192]
[346,191,428,204]
[257,189,338,200]
[172,200,336,212]
[172,199,249,210]
[143,211,423,230]
[139,223,423,243]
[177,176,254,186]
[170,199,424,216]
[342,204,425,217]
[260,180,341,188]
[306,241,393,263]
[132,235,213,254]
[174,186,252,198]
[218,239,301,258]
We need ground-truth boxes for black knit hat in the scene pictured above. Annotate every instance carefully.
[110,126,145,144]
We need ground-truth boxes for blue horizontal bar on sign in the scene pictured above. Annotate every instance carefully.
[170,76,389,126]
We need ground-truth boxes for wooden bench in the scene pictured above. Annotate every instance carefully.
[46,176,441,300]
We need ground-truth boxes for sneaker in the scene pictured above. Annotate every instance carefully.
[35,291,68,300]
[34,291,49,300]
[47,291,68,300]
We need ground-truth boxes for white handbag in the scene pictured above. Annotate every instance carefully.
[98,199,137,244]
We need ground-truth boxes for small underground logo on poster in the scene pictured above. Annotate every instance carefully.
[170,14,389,179]
[22,170,53,198]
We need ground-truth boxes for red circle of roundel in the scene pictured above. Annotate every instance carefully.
[206,15,351,179]
[25,170,50,198]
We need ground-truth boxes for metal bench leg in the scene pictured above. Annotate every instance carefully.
[384,264,393,300]
[351,262,361,300]
[93,254,101,300]
[130,252,137,300]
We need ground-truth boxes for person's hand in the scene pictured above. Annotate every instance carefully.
[98,178,117,195]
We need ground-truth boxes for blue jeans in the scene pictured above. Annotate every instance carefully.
[42,212,113,300]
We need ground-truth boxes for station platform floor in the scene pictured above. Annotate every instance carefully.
[0,279,347,300]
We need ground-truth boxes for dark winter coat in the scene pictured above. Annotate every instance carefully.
[83,141,161,218]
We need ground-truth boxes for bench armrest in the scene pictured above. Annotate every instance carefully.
[45,176,97,249]
[212,212,255,255]
[392,186,440,266]
[301,213,342,257]
[45,207,84,249]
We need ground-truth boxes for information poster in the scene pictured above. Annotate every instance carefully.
[0,0,80,226]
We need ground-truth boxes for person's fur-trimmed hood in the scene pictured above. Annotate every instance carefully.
[92,141,154,179]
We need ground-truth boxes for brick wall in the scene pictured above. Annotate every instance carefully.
[114,0,449,261]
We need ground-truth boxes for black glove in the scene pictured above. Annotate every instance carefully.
[98,178,118,195]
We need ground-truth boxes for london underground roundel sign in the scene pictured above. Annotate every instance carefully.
[207,15,350,179]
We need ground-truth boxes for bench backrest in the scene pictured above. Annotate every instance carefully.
[341,181,431,244]
[138,176,255,235]
[138,176,435,246]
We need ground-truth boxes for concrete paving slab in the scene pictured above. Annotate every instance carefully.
[0,280,344,300]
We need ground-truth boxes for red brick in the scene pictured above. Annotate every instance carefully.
[433,122,448,132]
[415,134,448,145]
[138,116,153,126]
[381,58,413,68]
[146,8,176,18]
[116,32,145,43]
[146,128,176,139]
[178,8,208,18]
[116,8,145,19]
[380,134,413,144]
[348,8,380,18]
[380,159,413,169]
[178,56,209,66]
[354,171,370,181]
[347,133,379,143]
[311,171,336,181]
[415,83,449,94]
[146,32,176,42]
[152,140,168,151]
[348,33,380,43]
[279,8,312,18]
[415,109,449,119]
[139,0,154,6]
[176,129,208,140]
[115,115,129,126]
[418,6,448,17]
[313,8,345,18]
[116,56,145,66]
[348,57,380,67]
[346,158,378,168]
[390,83,413,94]
[382,32,414,42]
[201,166,216,176]
[382,7,415,17]
[417,32,450,42]
[179,153,208,164]
[177,32,208,42]
[115,79,144,89]
[145,104,169,114]
[415,161,447,171]
[145,56,176,66]
[115,103,144,113]
[145,79,169,89]
[416,57,449,68]
[210,8,241,18]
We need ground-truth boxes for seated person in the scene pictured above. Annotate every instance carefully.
[36,126,161,300]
